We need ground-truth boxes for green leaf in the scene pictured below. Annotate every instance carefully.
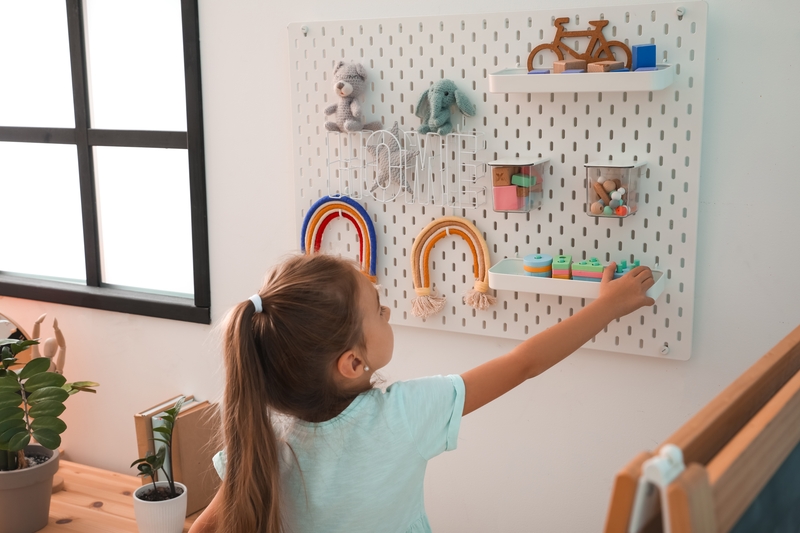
[31,416,67,434]
[28,400,66,418]
[20,358,52,380]
[2,358,15,368]
[32,428,60,450]
[152,438,170,446]
[0,347,11,361]
[0,418,26,436]
[69,381,100,388]
[152,426,171,435]
[23,372,67,393]
[0,374,20,392]
[27,386,69,404]
[9,340,39,355]
[0,406,25,423]
[149,446,166,469]
[130,457,149,468]
[8,431,31,452]
[0,425,28,446]
[137,463,154,477]
[0,391,21,410]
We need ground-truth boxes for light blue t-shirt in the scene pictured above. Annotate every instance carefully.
[213,374,465,533]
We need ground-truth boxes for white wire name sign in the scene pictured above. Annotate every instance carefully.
[326,125,487,208]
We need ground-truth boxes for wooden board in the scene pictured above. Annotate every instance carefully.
[706,363,800,532]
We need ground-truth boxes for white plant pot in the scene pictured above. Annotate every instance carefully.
[133,481,188,533]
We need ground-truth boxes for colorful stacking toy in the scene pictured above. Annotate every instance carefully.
[571,257,604,282]
[523,253,553,278]
[613,259,640,279]
[520,250,648,282]
[552,255,572,279]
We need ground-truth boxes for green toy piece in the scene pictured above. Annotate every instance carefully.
[574,260,604,273]
[553,255,572,268]
[511,174,536,187]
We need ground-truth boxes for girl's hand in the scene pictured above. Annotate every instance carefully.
[598,263,656,319]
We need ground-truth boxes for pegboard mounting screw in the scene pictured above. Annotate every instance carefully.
[676,7,686,21]
[301,25,309,36]
[660,342,670,355]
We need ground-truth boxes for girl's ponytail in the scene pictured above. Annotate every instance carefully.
[218,300,283,533]
[216,254,369,532]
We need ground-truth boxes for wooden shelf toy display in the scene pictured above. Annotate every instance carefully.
[488,257,666,301]
[488,157,550,213]
[488,64,674,94]
[586,160,646,218]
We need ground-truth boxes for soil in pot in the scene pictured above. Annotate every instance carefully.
[138,485,185,502]
[21,453,51,468]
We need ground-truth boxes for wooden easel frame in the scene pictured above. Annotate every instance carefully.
[604,324,800,533]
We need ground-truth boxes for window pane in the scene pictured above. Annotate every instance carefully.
[94,147,193,295]
[0,142,85,281]
[84,0,187,131]
[0,1,75,127]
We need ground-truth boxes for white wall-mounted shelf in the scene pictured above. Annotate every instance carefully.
[488,258,666,301]
[488,64,674,93]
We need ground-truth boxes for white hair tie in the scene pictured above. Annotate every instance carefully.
[249,294,263,313]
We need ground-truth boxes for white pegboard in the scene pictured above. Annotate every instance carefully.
[288,2,707,360]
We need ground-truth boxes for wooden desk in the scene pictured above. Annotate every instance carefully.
[43,460,200,532]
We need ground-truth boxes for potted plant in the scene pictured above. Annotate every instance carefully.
[131,396,188,533]
[0,338,98,533]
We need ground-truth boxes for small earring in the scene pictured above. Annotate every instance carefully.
[364,365,370,372]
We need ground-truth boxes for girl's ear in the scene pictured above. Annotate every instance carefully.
[336,349,367,379]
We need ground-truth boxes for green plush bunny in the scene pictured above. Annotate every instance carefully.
[415,79,475,135]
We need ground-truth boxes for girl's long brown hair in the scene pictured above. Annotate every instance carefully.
[218,254,367,533]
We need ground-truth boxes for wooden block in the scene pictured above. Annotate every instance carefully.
[588,61,625,72]
[593,180,612,204]
[516,186,529,197]
[632,43,656,70]
[553,58,587,73]
[492,167,513,186]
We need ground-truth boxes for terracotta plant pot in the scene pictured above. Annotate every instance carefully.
[0,446,59,533]
[133,481,188,533]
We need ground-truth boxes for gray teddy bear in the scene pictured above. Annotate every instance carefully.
[324,61,382,133]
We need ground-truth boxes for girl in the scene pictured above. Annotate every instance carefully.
[189,253,654,533]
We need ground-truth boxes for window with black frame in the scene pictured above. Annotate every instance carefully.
[0,0,210,324]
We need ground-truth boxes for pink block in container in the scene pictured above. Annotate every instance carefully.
[493,186,520,211]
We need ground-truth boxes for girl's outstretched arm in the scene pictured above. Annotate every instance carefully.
[461,264,655,416]
[188,489,221,533]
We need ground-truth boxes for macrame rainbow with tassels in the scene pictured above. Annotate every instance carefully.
[410,216,496,318]
[301,196,377,282]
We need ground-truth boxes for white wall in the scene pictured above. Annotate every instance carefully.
[2,0,799,531]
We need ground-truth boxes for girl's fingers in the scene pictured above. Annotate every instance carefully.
[602,263,617,283]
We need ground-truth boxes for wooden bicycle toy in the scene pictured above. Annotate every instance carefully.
[527,17,632,72]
